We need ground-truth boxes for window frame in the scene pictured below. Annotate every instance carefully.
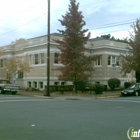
[29,55,34,65]
[40,53,44,64]
[35,54,39,65]
[95,56,102,66]
[108,55,119,67]
[54,53,59,64]
[0,59,3,68]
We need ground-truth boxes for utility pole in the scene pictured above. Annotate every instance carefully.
[45,0,50,96]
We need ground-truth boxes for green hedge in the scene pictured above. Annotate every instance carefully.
[45,83,105,94]
[45,85,73,93]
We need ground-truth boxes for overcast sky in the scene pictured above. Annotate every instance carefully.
[0,0,140,46]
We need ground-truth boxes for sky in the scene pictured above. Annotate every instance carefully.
[0,0,140,46]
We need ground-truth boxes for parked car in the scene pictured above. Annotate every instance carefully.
[121,83,140,96]
[0,79,19,95]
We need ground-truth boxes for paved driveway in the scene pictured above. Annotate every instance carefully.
[0,94,140,140]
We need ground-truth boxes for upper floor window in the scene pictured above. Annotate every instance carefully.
[40,53,44,64]
[54,53,59,64]
[29,55,34,65]
[29,53,45,65]
[18,71,23,79]
[35,54,39,64]
[0,59,3,68]
[108,55,119,66]
[95,56,102,66]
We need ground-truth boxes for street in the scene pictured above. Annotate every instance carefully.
[0,94,140,140]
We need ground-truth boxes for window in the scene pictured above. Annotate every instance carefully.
[108,55,119,66]
[0,59,3,67]
[61,82,65,85]
[116,57,119,66]
[29,55,34,65]
[30,53,44,65]
[108,56,111,65]
[33,81,37,88]
[95,56,102,66]
[18,71,23,79]
[54,53,59,64]
[28,82,31,88]
[40,53,44,64]
[39,82,43,88]
[35,54,39,64]
[112,56,115,64]
[54,82,59,85]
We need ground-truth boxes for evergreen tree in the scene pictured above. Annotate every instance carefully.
[121,19,140,82]
[54,0,96,92]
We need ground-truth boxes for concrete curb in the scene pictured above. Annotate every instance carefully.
[33,95,53,99]
[95,95,120,99]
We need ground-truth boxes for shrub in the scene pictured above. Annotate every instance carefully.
[124,82,131,89]
[108,78,121,91]
[87,83,95,91]
[93,83,104,94]
[89,83,105,94]
[104,85,107,91]
[124,81,135,89]
[26,87,39,91]
[76,81,88,92]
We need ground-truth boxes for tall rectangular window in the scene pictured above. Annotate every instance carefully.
[29,55,34,65]
[108,56,111,65]
[116,57,119,66]
[33,81,37,88]
[28,81,31,87]
[35,54,39,64]
[54,53,59,64]
[95,56,102,66]
[40,53,44,64]
[18,71,23,79]
[0,59,3,67]
[39,82,43,88]
[112,56,115,64]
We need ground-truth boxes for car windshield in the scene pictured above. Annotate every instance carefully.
[0,80,10,84]
[127,84,140,89]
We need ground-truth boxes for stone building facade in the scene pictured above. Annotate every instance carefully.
[0,33,135,89]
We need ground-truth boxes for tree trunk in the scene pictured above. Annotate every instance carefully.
[73,81,77,93]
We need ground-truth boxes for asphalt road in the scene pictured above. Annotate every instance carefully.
[0,94,140,140]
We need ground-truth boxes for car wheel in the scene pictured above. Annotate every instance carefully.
[135,91,139,96]
[0,88,4,94]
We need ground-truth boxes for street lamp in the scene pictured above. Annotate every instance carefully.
[45,0,50,96]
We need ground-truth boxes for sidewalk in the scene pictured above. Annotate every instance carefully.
[18,90,45,97]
